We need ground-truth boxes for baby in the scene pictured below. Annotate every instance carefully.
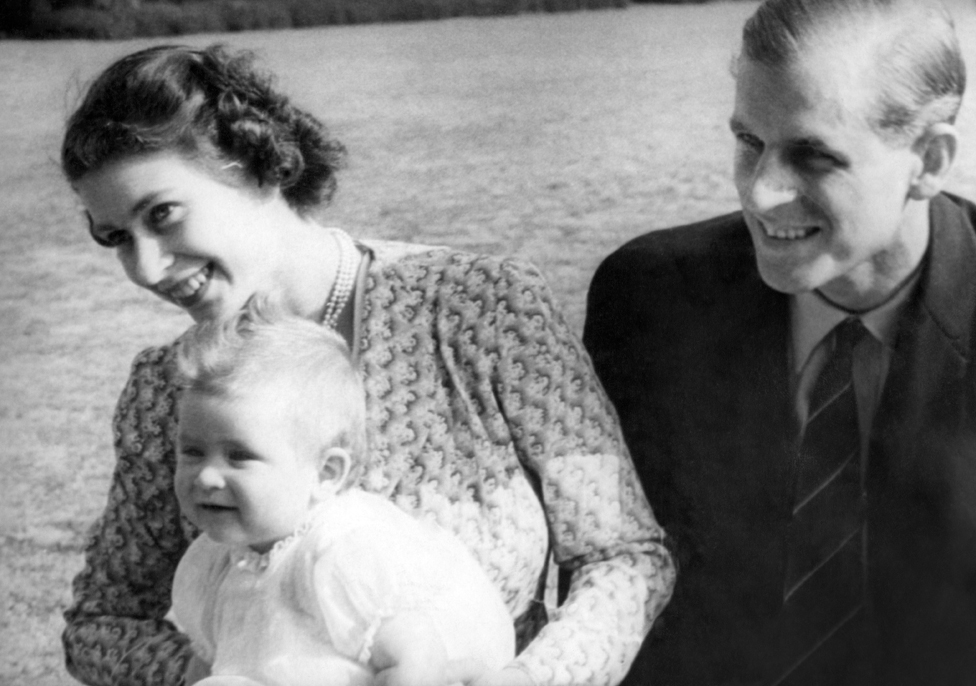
[171,300,515,686]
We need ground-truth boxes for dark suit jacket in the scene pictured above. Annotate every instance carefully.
[583,194,976,686]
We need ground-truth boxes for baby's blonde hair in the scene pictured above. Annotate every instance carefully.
[176,296,367,481]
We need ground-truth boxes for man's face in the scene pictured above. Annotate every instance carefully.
[730,47,929,311]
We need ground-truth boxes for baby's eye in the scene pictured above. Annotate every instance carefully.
[178,446,205,461]
[227,449,255,464]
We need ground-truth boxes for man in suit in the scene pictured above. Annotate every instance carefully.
[584,1,975,684]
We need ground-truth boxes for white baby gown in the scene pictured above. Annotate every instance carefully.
[172,489,515,686]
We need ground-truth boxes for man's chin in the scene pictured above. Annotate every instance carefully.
[754,259,828,296]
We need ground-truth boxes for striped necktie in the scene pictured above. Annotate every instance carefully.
[778,317,869,684]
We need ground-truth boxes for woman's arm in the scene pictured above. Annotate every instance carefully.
[63,346,194,686]
[487,258,676,686]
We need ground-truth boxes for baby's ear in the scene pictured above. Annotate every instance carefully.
[317,447,351,492]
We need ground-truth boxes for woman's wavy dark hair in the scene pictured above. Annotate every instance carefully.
[62,44,347,214]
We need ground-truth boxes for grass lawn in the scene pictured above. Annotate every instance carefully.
[2,2,976,683]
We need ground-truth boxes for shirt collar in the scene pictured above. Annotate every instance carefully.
[790,270,921,374]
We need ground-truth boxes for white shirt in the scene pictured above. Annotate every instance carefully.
[790,274,920,456]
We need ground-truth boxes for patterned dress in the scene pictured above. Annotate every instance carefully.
[62,241,676,686]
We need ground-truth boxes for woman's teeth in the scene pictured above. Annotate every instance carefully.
[167,265,211,302]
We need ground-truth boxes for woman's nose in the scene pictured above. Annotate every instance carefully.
[122,234,172,288]
[741,153,799,215]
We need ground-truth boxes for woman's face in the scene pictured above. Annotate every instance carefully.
[76,152,291,323]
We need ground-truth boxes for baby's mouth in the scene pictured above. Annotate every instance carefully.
[197,502,235,512]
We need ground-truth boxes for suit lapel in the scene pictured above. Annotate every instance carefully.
[865,194,976,680]
[871,194,976,482]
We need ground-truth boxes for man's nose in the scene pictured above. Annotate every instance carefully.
[123,234,172,288]
[742,152,799,214]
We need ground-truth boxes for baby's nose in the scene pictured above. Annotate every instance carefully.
[195,465,225,490]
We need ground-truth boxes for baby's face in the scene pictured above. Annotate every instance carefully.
[175,390,322,552]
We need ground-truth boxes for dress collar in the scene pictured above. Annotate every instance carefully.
[228,507,320,573]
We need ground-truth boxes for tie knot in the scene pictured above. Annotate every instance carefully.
[832,317,867,356]
[805,318,866,416]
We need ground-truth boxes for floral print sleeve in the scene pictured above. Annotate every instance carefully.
[429,254,676,685]
[62,346,194,686]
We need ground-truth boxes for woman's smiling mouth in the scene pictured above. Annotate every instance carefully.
[159,264,214,307]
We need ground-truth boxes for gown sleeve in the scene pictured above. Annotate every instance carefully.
[62,346,195,686]
[310,525,415,664]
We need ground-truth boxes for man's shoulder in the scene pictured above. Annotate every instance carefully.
[592,210,755,293]
[602,211,750,270]
[936,192,976,230]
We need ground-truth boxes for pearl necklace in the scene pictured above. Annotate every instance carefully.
[321,229,358,329]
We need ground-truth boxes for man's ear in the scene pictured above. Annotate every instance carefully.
[908,122,958,200]
[316,447,351,493]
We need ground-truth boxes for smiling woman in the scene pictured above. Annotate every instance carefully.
[74,152,339,324]
[59,44,675,686]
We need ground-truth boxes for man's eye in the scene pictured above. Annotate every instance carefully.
[791,145,841,170]
[735,132,763,152]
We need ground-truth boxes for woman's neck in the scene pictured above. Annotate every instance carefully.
[268,211,347,323]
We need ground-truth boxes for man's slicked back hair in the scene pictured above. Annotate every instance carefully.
[741,0,966,144]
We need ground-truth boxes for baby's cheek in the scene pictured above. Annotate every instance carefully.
[174,468,196,512]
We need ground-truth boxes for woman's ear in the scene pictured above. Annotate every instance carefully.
[908,122,958,201]
[316,447,351,495]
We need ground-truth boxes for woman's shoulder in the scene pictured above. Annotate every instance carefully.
[359,238,545,294]
[118,341,183,395]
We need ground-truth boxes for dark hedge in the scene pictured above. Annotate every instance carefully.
[12,0,629,39]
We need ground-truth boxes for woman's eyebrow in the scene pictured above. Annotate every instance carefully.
[130,192,166,218]
[90,192,166,232]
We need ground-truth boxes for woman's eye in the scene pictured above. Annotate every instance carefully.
[147,202,187,230]
[148,203,177,227]
[87,215,131,248]
[94,229,131,248]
